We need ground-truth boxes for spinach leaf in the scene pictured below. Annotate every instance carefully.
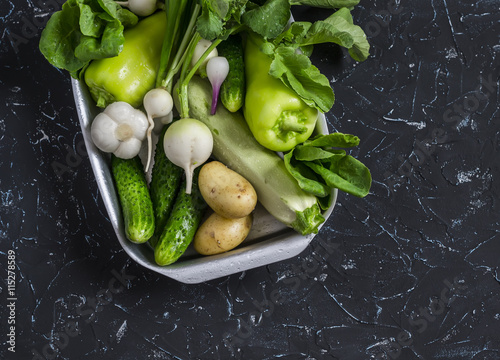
[39,0,137,76]
[74,20,125,62]
[305,155,371,198]
[294,146,346,161]
[79,4,105,37]
[290,0,360,8]
[284,132,372,198]
[284,151,331,197]
[303,133,360,147]
[39,2,86,73]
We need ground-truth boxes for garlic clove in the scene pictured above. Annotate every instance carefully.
[126,115,149,141]
[91,113,120,153]
[114,137,143,159]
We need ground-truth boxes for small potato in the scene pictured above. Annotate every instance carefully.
[194,213,252,255]
[199,161,257,219]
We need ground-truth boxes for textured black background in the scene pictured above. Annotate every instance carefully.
[1,1,500,359]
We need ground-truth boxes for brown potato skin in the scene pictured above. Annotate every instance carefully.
[198,161,257,219]
[194,213,253,255]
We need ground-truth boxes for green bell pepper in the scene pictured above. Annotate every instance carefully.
[84,11,167,108]
[243,34,319,152]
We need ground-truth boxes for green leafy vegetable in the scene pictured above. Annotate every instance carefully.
[322,7,370,61]
[39,0,137,77]
[284,133,372,199]
[197,1,225,40]
[293,147,346,161]
[284,154,330,197]
[290,0,360,8]
[74,20,124,62]
[303,132,360,147]
[241,0,291,39]
[248,6,370,113]
[269,46,335,112]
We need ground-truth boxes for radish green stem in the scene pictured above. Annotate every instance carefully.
[156,0,191,88]
[161,3,200,92]
[178,37,221,118]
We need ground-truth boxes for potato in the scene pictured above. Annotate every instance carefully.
[194,213,253,255]
[198,161,257,219]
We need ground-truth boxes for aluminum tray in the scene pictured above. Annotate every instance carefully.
[72,78,337,284]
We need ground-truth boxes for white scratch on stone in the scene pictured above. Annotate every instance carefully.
[116,320,127,343]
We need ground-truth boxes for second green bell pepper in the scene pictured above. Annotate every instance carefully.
[84,11,167,108]
[243,34,319,152]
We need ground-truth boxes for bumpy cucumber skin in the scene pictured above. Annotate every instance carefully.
[149,124,184,248]
[154,168,207,266]
[111,155,155,243]
[218,35,245,113]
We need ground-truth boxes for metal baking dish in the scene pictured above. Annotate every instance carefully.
[72,78,337,284]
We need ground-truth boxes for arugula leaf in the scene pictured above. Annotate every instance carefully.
[196,0,248,40]
[269,46,335,112]
[241,0,291,39]
[197,2,224,40]
[209,0,231,19]
[229,0,249,23]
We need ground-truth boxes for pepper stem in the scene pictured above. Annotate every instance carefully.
[273,110,309,141]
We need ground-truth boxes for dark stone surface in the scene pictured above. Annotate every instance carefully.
[1,1,499,359]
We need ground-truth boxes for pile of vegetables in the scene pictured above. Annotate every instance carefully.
[40,0,372,266]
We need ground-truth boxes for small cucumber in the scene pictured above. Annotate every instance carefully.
[149,123,184,248]
[111,155,155,243]
[154,168,207,266]
[218,35,245,112]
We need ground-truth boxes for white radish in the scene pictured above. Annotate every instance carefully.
[143,88,174,172]
[191,39,218,74]
[206,56,229,115]
[163,118,213,194]
[115,0,160,17]
[153,112,173,133]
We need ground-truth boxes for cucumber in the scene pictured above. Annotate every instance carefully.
[154,168,207,266]
[217,35,245,112]
[149,123,184,248]
[111,155,155,243]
